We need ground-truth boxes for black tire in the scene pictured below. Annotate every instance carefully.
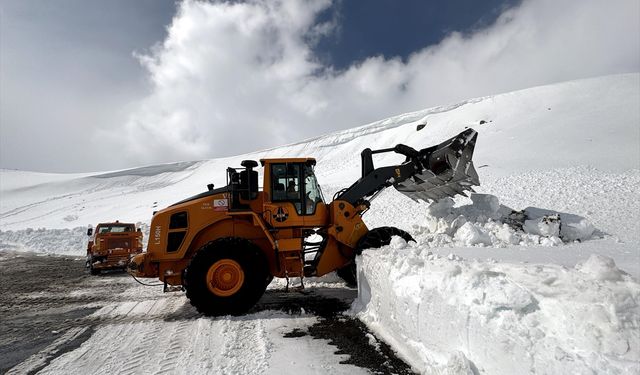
[264,274,274,288]
[337,227,414,287]
[89,265,100,275]
[185,238,269,316]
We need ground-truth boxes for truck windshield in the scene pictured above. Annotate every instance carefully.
[98,225,133,233]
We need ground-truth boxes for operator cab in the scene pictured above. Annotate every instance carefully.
[226,157,327,226]
[261,158,324,216]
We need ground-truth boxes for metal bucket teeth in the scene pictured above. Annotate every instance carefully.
[393,128,480,202]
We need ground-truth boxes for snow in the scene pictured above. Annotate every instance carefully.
[2,73,639,374]
[353,246,639,374]
[15,279,367,375]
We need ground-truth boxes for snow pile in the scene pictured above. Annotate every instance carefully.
[411,193,598,248]
[0,223,150,257]
[352,241,640,374]
[0,227,88,255]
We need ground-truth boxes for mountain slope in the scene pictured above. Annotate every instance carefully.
[1,73,638,232]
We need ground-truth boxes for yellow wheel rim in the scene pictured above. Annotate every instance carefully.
[206,259,245,297]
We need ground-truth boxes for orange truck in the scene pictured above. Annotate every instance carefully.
[87,221,143,275]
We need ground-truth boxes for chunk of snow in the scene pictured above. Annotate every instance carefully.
[427,198,455,217]
[523,215,560,237]
[470,193,500,214]
[454,222,492,246]
[525,207,595,241]
[389,236,408,249]
[494,224,520,245]
[576,254,625,281]
[561,217,596,242]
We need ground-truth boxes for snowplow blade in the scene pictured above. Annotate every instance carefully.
[394,128,480,202]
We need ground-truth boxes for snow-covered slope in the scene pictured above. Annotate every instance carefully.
[1,73,639,374]
[1,74,638,232]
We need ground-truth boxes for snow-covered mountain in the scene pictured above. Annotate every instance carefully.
[1,74,638,231]
[1,73,639,374]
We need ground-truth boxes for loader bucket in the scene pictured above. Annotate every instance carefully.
[394,128,480,202]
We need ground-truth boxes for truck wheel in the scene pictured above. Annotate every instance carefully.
[185,238,269,316]
[337,226,414,287]
[89,265,100,275]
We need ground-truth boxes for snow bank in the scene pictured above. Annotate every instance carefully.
[0,223,150,257]
[352,242,640,374]
[0,227,88,256]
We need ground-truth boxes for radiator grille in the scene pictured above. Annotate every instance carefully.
[107,238,132,250]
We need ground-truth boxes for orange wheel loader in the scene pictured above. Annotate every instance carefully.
[129,129,480,316]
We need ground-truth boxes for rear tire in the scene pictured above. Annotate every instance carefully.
[185,238,269,316]
[337,226,414,287]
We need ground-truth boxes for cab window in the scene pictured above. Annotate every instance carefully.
[271,163,323,215]
[302,165,324,215]
[167,211,188,253]
[271,163,301,204]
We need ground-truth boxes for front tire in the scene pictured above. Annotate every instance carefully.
[337,226,414,287]
[185,238,269,316]
[88,257,100,275]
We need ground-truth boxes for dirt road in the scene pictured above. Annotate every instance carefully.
[0,252,413,374]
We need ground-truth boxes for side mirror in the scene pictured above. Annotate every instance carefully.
[87,228,93,236]
[137,228,141,232]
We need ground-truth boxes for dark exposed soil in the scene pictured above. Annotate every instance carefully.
[267,289,416,375]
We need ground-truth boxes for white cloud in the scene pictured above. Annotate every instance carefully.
[120,0,639,165]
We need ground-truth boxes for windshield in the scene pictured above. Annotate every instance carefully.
[97,225,133,233]
[270,162,324,215]
[303,165,324,214]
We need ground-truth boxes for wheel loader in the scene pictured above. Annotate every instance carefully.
[129,129,479,316]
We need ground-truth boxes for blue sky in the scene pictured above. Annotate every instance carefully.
[315,0,520,69]
[0,0,637,172]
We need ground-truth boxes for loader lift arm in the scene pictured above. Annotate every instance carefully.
[336,128,480,206]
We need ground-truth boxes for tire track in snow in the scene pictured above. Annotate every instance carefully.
[214,318,272,374]
[30,287,188,374]
[6,327,91,375]
[155,321,191,374]
[118,323,164,375]
[3,254,412,374]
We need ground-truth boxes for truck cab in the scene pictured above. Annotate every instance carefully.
[87,221,143,275]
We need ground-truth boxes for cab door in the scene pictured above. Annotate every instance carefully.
[300,164,329,227]
[263,162,305,228]
[262,161,329,228]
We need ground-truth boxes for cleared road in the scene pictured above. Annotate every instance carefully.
[0,252,413,374]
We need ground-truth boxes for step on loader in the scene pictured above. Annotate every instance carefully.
[129,129,480,316]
